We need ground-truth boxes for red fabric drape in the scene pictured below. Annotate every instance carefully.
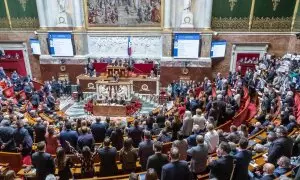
[93,63,108,73]
[133,63,154,74]
[236,53,260,75]
[0,50,27,76]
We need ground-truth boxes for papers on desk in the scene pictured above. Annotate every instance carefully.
[250,161,258,168]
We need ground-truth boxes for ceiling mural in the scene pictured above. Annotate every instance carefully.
[252,0,296,31]
[0,0,39,30]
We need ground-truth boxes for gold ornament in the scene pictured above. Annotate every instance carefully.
[229,0,238,11]
[272,0,280,11]
[18,0,28,11]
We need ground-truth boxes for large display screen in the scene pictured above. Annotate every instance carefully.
[173,33,200,59]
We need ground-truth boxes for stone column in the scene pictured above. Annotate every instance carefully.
[164,0,171,28]
[203,0,213,29]
[193,0,205,28]
[36,0,47,28]
[73,0,83,27]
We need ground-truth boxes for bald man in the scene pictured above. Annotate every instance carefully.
[260,163,276,180]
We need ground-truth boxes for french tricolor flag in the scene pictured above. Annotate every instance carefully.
[128,36,132,57]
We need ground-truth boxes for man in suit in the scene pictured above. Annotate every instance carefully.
[208,142,234,180]
[0,120,16,152]
[161,147,191,180]
[255,163,276,180]
[33,118,46,143]
[128,120,143,148]
[138,130,154,170]
[273,156,291,178]
[267,126,293,165]
[13,119,32,156]
[187,135,209,178]
[146,141,169,177]
[226,125,241,144]
[31,141,55,180]
[91,117,106,143]
[30,92,40,108]
[77,126,95,152]
[233,138,252,180]
[97,138,118,177]
[59,121,78,152]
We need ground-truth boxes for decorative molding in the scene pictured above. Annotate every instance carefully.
[272,0,280,11]
[212,17,249,31]
[0,17,10,29]
[229,0,238,11]
[251,17,292,31]
[11,17,39,29]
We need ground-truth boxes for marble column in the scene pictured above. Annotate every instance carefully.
[73,0,84,27]
[193,0,205,28]
[193,0,213,29]
[164,0,171,28]
[36,0,47,28]
[203,0,213,29]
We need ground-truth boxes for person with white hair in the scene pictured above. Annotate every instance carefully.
[192,109,206,132]
[181,111,193,137]
[274,156,291,177]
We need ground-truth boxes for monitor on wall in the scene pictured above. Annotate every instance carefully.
[210,40,227,58]
[48,32,75,57]
[173,33,200,59]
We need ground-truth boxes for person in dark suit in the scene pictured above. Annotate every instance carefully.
[30,92,40,108]
[128,120,143,148]
[77,126,95,152]
[233,138,252,180]
[187,135,209,178]
[97,138,118,177]
[138,131,154,170]
[90,118,106,143]
[161,147,191,180]
[267,126,293,165]
[59,121,78,153]
[146,141,169,178]
[33,119,46,143]
[31,141,55,180]
[0,120,16,152]
[13,120,33,156]
[208,142,234,180]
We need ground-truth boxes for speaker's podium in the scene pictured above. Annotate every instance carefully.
[107,66,127,77]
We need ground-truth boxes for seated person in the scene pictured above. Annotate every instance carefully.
[250,122,264,136]
[286,115,297,132]
[273,156,291,178]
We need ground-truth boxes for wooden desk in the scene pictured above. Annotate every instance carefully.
[93,104,127,117]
